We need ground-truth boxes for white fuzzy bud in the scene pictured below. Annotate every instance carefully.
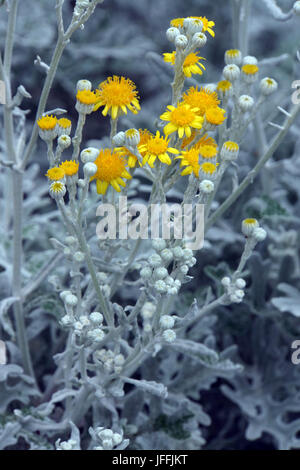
[224,49,242,65]
[173,247,184,259]
[90,311,104,324]
[175,34,188,49]
[168,287,178,295]
[294,1,300,15]
[235,278,246,289]
[160,249,173,262]
[149,254,162,267]
[65,236,77,245]
[192,32,207,48]
[153,267,168,280]
[180,265,189,275]
[252,227,267,242]
[162,329,176,342]
[64,294,78,307]
[243,56,258,65]
[174,279,181,289]
[154,280,168,293]
[152,239,167,251]
[183,18,203,34]
[223,64,240,81]
[102,439,113,450]
[187,257,196,267]
[230,294,242,303]
[74,251,85,262]
[166,27,180,42]
[221,276,231,287]
[160,315,175,329]
[83,162,97,177]
[183,248,193,260]
[260,77,278,96]
[114,354,125,365]
[80,147,99,163]
[97,272,108,283]
[112,433,123,446]
[238,95,254,112]
[49,182,66,200]
[60,315,73,326]
[79,315,90,326]
[76,79,92,91]
[88,328,105,342]
[242,218,259,236]
[235,289,245,299]
[74,321,84,332]
[112,131,126,147]
[199,179,214,194]
[60,290,72,301]
[58,135,71,149]
[98,429,113,440]
[141,267,152,280]
[141,302,156,319]
[125,128,140,147]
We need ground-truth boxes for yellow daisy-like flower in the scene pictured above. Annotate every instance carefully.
[76,90,97,105]
[94,76,140,120]
[163,51,206,77]
[242,64,259,76]
[60,160,79,176]
[198,144,218,159]
[116,129,153,168]
[46,167,65,181]
[91,149,132,194]
[216,80,232,98]
[58,118,71,129]
[205,107,226,126]
[200,162,218,177]
[160,103,204,139]
[170,16,215,37]
[139,131,179,168]
[37,115,57,130]
[182,86,220,116]
[177,147,201,177]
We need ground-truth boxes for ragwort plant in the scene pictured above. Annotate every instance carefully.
[1,0,300,450]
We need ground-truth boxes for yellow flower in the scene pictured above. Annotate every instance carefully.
[200,162,218,178]
[37,115,57,130]
[94,75,140,119]
[198,144,218,159]
[242,218,259,236]
[163,51,206,77]
[76,90,97,105]
[60,160,79,176]
[242,64,259,76]
[49,182,66,199]
[177,147,200,177]
[195,134,218,149]
[139,131,179,168]
[182,86,220,116]
[57,118,72,136]
[46,167,65,181]
[91,149,132,194]
[160,103,204,139]
[170,16,215,37]
[58,118,71,129]
[205,107,226,126]
[116,129,153,168]
[216,80,232,98]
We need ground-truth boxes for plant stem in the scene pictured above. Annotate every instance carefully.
[205,101,300,232]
